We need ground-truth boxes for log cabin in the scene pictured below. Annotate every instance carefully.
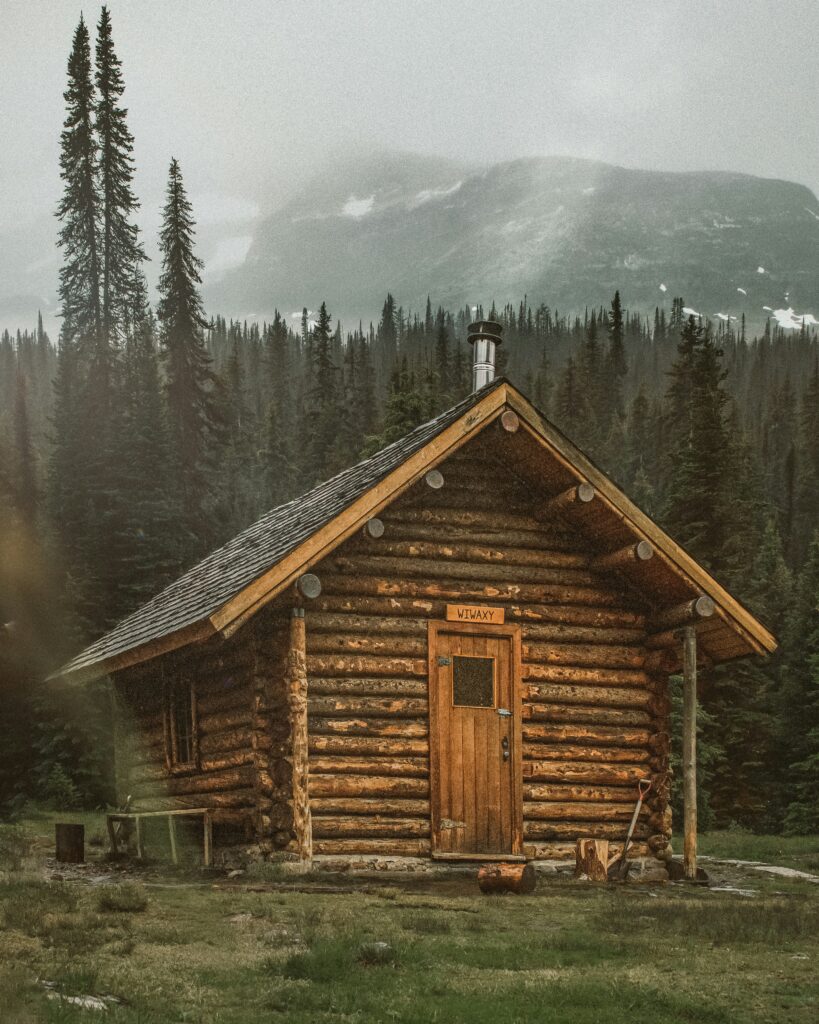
[59,321,776,877]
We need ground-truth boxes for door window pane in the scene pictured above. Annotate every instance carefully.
[452,655,495,707]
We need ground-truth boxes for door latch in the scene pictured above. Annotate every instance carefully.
[496,707,512,717]
[437,656,450,667]
[501,736,510,761]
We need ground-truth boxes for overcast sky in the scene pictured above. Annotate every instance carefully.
[1,0,817,330]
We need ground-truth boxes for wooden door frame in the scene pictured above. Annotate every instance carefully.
[427,620,524,859]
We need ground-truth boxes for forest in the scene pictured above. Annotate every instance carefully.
[0,7,817,837]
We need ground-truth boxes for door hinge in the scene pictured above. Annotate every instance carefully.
[437,656,450,666]
[497,708,512,717]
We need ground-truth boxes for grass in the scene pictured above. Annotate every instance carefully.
[0,816,817,1022]
[698,830,819,872]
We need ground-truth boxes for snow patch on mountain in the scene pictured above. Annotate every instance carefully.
[769,307,819,329]
[342,194,375,218]
[413,181,463,206]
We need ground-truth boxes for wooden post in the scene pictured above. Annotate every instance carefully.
[203,813,212,868]
[682,625,697,881]
[288,607,312,865]
[135,816,144,860]
[168,816,178,865]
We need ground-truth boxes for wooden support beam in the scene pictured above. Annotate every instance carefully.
[682,625,697,881]
[288,607,312,865]
[168,816,178,865]
[650,596,715,633]
[590,541,653,572]
[203,813,212,867]
[543,483,595,515]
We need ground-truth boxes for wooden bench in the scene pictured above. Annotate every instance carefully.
[107,808,213,866]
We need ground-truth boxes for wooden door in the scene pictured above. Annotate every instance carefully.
[428,622,523,858]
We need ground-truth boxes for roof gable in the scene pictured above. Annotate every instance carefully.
[60,378,775,682]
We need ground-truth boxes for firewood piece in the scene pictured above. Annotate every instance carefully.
[590,541,653,572]
[575,838,609,881]
[477,862,536,894]
[55,823,84,864]
[544,483,596,515]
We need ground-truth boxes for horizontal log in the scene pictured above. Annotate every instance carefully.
[520,622,646,645]
[130,765,255,797]
[309,774,429,798]
[543,483,595,515]
[134,789,258,811]
[590,541,653,572]
[199,750,255,773]
[523,683,653,709]
[524,821,649,841]
[523,703,652,727]
[308,633,426,658]
[308,676,429,698]
[308,716,428,738]
[523,743,650,764]
[198,707,252,735]
[311,798,430,817]
[523,761,650,785]
[308,695,428,718]
[523,664,651,687]
[523,783,636,803]
[308,612,427,636]
[524,642,645,669]
[522,723,652,748]
[313,593,644,628]
[313,838,431,856]
[524,801,648,822]
[312,816,430,839]
[329,554,604,588]
[198,727,251,756]
[348,538,589,570]
[382,519,578,552]
[321,575,630,610]
[649,596,715,632]
[308,755,429,778]
[307,653,427,678]
[309,735,429,757]
[527,841,650,861]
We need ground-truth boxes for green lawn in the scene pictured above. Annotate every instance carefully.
[1,813,817,1023]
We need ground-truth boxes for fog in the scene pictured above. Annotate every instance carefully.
[2,0,817,331]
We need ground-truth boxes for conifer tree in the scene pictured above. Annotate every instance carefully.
[156,158,220,561]
[56,15,101,347]
[13,369,38,520]
[302,302,339,486]
[95,5,145,341]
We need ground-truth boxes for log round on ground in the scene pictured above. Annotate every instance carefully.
[477,862,536,895]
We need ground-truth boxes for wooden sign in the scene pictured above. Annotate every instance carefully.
[446,604,505,624]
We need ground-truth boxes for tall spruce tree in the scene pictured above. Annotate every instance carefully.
[156,158,220,562]
[56,15,101,348]
[95,5,145,341]
[302,301,340,487]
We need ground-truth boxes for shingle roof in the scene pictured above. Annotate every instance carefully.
[60,378,507,679]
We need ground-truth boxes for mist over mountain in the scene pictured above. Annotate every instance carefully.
[212,152,819,328]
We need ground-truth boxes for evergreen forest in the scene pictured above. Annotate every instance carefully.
[1,8,817,837]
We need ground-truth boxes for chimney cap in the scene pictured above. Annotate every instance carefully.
[467,320,503,346]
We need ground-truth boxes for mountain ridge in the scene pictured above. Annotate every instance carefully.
[212,152,819,328]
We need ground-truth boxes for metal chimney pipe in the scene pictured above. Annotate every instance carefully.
[467,320,503,391]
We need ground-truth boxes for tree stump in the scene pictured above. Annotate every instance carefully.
[575,838,609,881]
[477,862,536,894]
[55,823,84,864]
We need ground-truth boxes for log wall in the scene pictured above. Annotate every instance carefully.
[306,440,671,861]
[114,610,294,854]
